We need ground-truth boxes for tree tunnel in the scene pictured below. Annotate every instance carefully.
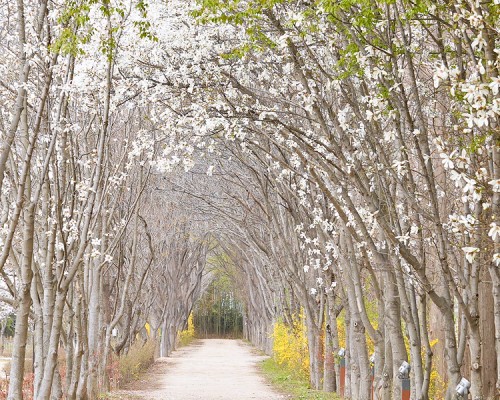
[0,0,499,399]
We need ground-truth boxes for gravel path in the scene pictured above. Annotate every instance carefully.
[112,339,283,400]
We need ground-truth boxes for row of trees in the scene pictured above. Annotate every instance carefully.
[162,0,499,399]
[0,0,213,398]
[0,0,499,399]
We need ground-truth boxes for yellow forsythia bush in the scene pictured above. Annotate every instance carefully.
[427,339,446,399]
[178,313,195,346]
[272,311,309,379]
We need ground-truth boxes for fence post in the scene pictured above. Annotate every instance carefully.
[401,377,410,400]
[338,348,346,398]
[369,354,375,400]
[397,361,411,400]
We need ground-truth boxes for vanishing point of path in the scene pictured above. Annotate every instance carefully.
[113,339,284,400]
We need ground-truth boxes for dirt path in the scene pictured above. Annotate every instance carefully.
[112,339,284,400]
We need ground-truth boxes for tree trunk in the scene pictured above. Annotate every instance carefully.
[323,287,337,392]
[8,205,35,400]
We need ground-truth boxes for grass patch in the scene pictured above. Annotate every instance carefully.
[260,358,340,400]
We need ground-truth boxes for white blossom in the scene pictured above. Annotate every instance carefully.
[462,247,479,264]
[488,223,500,241]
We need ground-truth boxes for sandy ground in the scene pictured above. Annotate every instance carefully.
[112,339,284,400]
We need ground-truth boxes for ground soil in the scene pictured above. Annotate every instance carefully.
[110,339,284,400]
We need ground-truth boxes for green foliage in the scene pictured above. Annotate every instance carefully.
[464,132,488,155]
[1,313,15,338]
[193,0,436,69]
[194,259,244,338]
[321,0,383,29]
[133,1,159,42]
[321,0,435,28]
[193,0,288,23]
[336,42,363,79]
[261,358,340,399]
[50,0,95,56]
[192,0,286,58]
[51,0,157,59]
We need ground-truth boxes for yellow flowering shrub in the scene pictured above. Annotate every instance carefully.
[427,339,446,399]
[272,312,309,379]
[178,313,195,346]
[337,310,346,349]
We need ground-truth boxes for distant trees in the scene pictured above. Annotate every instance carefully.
[194,262,244,338]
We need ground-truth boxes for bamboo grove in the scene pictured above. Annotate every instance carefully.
[0,0,499,399]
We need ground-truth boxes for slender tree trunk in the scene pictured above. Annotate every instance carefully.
[8,205,35,400]
[323,282,337,392]
[36,291,67,399]
[86,264,102,399]
[469,324,483,400]
[490,266,500,396]
[383,270,407,400]
[306,319,322,390]
[344,305,351,399]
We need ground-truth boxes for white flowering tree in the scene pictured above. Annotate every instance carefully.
[0,0,499,399]
[188,0,500,399]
